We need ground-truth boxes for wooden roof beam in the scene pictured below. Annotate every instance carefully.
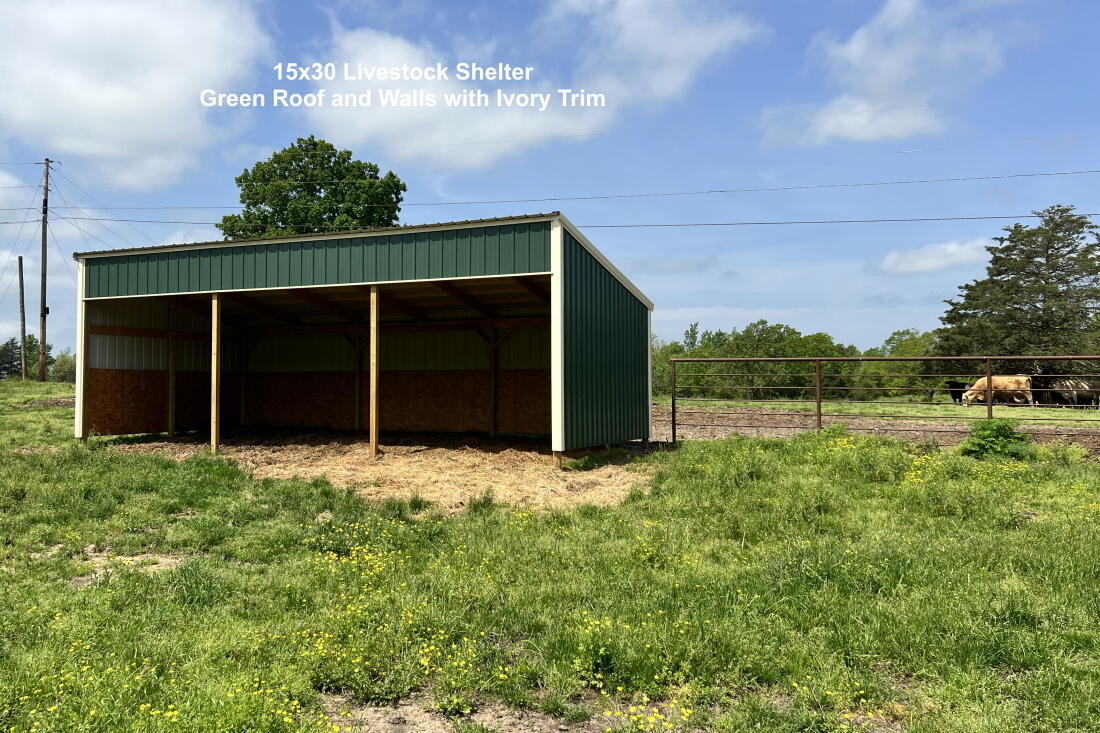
[291,289,362,323]
[226,292,298,325]
[353,285,424,322]
[433,281,496,318]
[512,276,551,304]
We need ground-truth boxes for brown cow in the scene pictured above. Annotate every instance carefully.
[961,375,1034,406]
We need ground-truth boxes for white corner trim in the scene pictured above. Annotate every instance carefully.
[647,308,653,440]
[74,260,87,439]
[556,213,654,310]
[550,219,565,452]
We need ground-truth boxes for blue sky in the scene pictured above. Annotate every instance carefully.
[0,0,1097,352]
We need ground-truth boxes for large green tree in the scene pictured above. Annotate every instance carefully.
[935,205,1100,358]
[217,136,407,240]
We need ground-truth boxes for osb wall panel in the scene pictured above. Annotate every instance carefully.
[87,369,168,435]
[245,372,357,430]
[87,368,239,436]
[88,368,549,437]
[495,370,551,435]
[243,369,549,435]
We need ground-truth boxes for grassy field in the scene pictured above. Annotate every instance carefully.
[2,380,1100,732]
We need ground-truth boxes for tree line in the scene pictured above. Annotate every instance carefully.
[656,205,1100,398]
[0,337,75,382]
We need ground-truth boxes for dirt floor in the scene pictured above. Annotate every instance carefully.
[651,404,1100,451]
[115,431,652,511]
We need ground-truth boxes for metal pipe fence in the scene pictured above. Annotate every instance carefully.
[668,355,1100,444]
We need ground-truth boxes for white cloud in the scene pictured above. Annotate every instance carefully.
[0,0,270,185]
[877,238,990,275]
[763,0,1007,145]
[304,0,762,168]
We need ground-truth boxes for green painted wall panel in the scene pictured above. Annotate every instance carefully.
[83,222,551,298]
[562,230,649,450]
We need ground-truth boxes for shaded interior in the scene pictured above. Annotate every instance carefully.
[85,275,552,439]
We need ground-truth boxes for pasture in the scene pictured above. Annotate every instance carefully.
[1,379,1099,732]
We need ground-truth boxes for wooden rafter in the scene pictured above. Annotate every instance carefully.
[352,285,424,322]
[255,316,548,337]
[291,289,362,322]
[512,276,551,304]
[227,292,298,324]
[433,281,496,318]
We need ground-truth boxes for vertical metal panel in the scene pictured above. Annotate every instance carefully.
[250,334,353,372]
[562,230,649,450]
[82,221,557,299]
[86,297,219,371]
[380,330,489,370]
[499,327,550,370]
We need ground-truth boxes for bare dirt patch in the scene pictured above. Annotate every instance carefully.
[116,432,652,512]
[323,692,614,733]
[70,545,186,588]
[14,397,75,409]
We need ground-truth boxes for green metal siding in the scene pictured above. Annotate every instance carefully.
[84,222,551,298]
[562,230,649,450]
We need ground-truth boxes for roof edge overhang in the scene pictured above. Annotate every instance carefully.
[72,212,561,260]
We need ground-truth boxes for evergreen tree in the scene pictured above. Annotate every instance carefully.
[935,205,1100,358]
[0,337,19,379]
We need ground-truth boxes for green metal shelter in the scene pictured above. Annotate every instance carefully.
[72,212,653,458]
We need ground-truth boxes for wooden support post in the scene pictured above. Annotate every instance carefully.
[167,299,176,437]
[368,286,379,457]
[553,451,564,469]
[210,293,221,454]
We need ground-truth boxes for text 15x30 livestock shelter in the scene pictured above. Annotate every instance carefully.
[72,212,653,460]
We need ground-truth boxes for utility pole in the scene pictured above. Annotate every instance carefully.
[18,255,27,380]
[38,158,50,382]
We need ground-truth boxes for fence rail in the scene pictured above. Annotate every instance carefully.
[669,355,1100,444]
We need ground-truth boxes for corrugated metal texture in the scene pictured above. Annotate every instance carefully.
[86,297,226,371]
[87,299,169,370]
[562,231,650,450]
[499,326,549,370]
[250,334,354,372]
[382,330,487,371]
[84,222,551,298]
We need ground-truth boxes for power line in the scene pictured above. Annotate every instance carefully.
[50,171,148,248]
[45,222,77,285]
[54,212,1099,232]
[581,214,1100,228]
[0,171,44,303]
[0,167,1097,208]
[0,221,41,305]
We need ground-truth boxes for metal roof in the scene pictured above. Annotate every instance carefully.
[72,212,561,259]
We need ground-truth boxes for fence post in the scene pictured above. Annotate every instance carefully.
[985,357,993,420]
[670,360,678,445]
[814,360,823,430]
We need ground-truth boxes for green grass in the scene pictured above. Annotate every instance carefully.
[0,380,74,448]
[2,381,1100,731]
